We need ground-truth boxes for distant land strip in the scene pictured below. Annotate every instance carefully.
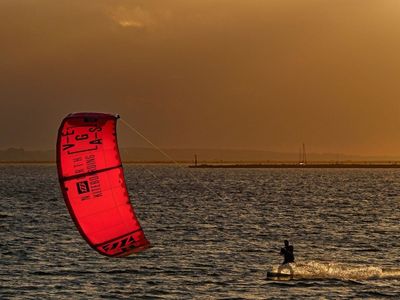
[3,161,400,168]
[3,147,400,164]
[190,162,400,168]
[0,160,189,164]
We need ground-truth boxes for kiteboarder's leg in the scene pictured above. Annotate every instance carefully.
[288,264,294,279]
[277,262,294,278]
[277,263,285,274]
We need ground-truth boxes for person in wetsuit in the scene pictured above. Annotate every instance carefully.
[280,240,295,264]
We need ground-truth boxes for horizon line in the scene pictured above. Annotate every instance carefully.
[1,147,400,159]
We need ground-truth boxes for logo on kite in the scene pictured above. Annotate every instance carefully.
[57,112,151,257]
[76,181,90,194]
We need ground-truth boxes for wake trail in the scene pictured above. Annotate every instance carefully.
[267,261,400,280]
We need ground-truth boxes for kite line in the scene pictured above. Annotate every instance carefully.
[120,118,230,202]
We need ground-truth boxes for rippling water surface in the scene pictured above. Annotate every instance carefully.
[1,165,400,299]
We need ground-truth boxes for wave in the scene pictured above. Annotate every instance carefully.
[267,261,400,280]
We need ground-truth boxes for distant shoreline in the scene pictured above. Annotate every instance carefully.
[0,161,193,165]
[190,163,400,169]
[2,161,400,168]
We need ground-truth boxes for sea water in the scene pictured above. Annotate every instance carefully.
[1,165,400,299]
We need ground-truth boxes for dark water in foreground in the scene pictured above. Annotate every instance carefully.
[1,165,400,299]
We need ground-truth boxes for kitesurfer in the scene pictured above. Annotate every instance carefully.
[280,240,294,264]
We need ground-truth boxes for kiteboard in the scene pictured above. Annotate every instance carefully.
[266,271,293,279]
[57,112,150,257]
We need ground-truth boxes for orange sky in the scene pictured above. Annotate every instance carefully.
[1,0,400,156]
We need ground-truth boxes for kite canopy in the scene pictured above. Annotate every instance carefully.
[57,112,150,257]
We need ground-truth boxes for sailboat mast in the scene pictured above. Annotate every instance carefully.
[299,147,302,164]
[302,143,307,165]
